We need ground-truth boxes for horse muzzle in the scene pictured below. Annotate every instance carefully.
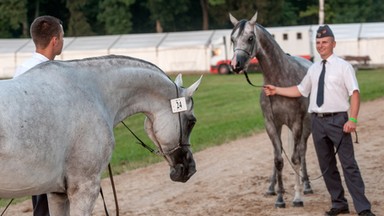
[231,52,249,73]
[169,147,196,183]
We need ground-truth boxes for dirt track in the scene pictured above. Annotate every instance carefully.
[5,98,384,216]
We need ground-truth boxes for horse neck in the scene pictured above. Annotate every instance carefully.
[75,57,176,127]
[254,24,293,84]
[109,70,176,126]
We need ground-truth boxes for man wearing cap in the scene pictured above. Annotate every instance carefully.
[263,25,375,216]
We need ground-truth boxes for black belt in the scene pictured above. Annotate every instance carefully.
[313,112,345,117]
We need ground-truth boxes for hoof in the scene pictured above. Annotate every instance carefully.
[303,182,313,195]
[275,202,286,208]
[275,195,285,208]
[292,200,304,207]
[303,188,314,195]
[266,190,276,196]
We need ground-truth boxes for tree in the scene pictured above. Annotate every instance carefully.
[146,0,190,32]
[200,0,209,30]
[97,0,135,35]
[66,0,95,36]
[0,0,28,37]
[327,0,383,23]
[366,0,384,22]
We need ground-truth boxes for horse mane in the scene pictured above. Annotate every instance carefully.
[255,24,285,54]
[61,55,169,77]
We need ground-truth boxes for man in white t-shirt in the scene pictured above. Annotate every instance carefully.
[14,15,64,216]
[263,25,375,216]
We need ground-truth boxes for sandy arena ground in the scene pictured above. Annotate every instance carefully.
[3,98,384,216]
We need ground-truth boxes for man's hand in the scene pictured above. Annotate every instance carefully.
[343,120,357,133]
[263,85,277,96]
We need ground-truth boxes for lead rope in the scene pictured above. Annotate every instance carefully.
[0,199,13,216]
[100,163,119,216]
[243,70,264,88]
[121,121,156,154]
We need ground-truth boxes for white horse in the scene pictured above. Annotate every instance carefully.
[0,55,202,215]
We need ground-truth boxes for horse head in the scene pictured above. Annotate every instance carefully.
[144,74,202,183]
[229,12,258,73]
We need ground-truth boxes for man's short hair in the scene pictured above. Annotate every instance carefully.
[30,15,63,49]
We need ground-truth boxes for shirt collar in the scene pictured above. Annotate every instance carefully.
[32,52,50,61]
[323,53,336,64]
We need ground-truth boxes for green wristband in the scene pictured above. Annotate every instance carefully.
[349,117,358,123]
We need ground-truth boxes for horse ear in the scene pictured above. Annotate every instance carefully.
[249,11,258,25]
[186,75,203,97]
[229,13,238,26]
[175,73,183,87]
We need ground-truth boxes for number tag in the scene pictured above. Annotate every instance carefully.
[170,97,187,113]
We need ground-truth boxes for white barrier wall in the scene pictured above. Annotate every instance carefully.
[1,22,384,78]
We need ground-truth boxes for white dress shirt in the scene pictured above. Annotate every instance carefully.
[297,54,359,113]
[13,52,49,78]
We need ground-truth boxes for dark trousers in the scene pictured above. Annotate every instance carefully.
[311,112,371,213]
[32,194,50,216]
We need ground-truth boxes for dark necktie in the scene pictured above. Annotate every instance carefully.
[316,60,327,107]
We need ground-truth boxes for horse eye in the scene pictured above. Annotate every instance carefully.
[248,36,254,42]
[188,118,196,128]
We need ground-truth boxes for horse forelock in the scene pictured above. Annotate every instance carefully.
[231,19,247,38]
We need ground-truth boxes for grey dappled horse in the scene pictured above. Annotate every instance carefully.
[0,55,202,215]
[229,12,313,208]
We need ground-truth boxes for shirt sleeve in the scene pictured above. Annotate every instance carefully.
[297,73,311,97]
[343,62,360,96]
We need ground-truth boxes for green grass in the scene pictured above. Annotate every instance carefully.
[356,69,384,101]
[1,69,383,207]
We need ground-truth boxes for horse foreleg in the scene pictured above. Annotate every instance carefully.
[265,122,286,208]
[266,168,277,195]
[48,192,70,216]
[274,153,285,208]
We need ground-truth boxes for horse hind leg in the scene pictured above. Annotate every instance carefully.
[266,168,277,195]
[301,155,314,195]
[301,114,314,195]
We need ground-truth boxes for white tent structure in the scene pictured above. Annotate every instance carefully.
[1,22,383,78]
